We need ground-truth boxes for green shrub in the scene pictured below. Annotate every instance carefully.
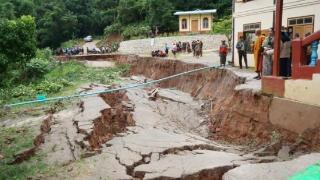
[11,85,36,98]
[35,80,64,94]
[122,24,150,40]
[25,58,50,79]
[36,48,53,60]
[104,23,123,37]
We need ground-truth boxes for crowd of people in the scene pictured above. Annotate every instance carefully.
[151,40,204,58]
[55,47,84,56]
[56,45,118,56]
[235,27,305,80]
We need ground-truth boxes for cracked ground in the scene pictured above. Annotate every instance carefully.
[12,77,320,180]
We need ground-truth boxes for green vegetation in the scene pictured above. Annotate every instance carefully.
[0,16,37,87]
[0,0,232,48]
[0,127,47,180]
[212,16,232,46]
[61,39,85,48]
[0,60,129,106]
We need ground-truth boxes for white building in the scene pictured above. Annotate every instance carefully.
[233,0,320,67]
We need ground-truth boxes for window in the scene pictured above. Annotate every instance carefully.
[203,18,209,29]
[288,16,314,26]
[243,22,261,54]
[181,19,187,29]
[243,23,261,32]
[288,16,314,38]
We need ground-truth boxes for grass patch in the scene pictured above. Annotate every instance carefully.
[0,61,130,119]
[0,127,47,180]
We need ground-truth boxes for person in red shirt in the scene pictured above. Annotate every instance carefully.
[219,40,228,67]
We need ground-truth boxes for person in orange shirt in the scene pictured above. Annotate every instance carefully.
[219,40,228,67]
[253,29,265,80]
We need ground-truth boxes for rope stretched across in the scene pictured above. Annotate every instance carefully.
[5,65,218,108]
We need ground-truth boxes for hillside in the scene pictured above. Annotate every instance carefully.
[0,0,231,48]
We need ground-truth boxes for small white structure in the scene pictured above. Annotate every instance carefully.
[174,9,217,34]
[233,0,320,67]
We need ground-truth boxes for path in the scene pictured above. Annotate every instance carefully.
[172,50,262,91]
[82,40,99,55]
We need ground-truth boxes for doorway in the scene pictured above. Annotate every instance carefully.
[191,20,199,32]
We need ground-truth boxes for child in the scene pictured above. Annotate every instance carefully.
[219,40,228,67]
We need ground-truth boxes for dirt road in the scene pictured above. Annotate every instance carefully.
[82,40,99,55]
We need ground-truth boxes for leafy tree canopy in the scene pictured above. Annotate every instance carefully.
[0,15,37,85]
[0,0,232,48]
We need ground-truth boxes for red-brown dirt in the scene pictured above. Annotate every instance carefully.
[57,54,320,151]
[87,92,135,150]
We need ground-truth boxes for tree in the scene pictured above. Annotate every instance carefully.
[117,0,147,26]
[0,16,37,85]
[0,2,16,20]
[147,0,177,33]
[36,4,78,48]
[212,16,232,47]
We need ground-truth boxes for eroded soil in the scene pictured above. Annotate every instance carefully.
[2,57,320,180]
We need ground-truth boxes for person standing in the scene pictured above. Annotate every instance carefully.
[199,40,203,57]
[279,31,291,77]
[262,28,274,76]
[164,43,169,55]
[172,43,177,58]
[219,40,228,67]
[236,36,248,69]
[192,41,196,57]
[253,29,265,79]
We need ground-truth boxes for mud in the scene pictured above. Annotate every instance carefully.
[87,92,135,149]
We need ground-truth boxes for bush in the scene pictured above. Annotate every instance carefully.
[36,48,53,60]
[25,58,50,79]
[104,23,123,37]
[11,85,36,98]
[35,80,64,94]
[122,24,150,40]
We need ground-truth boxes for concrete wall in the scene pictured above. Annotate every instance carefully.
[284,74,320,106]
[118,35,226,55]
[270,97,320,134]
[233,0,320,67]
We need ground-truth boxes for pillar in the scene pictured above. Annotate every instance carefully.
[273,0,283,76]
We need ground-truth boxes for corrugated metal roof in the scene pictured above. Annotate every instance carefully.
[174,9,217,16]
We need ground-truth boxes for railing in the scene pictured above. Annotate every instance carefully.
[292,30,320,80]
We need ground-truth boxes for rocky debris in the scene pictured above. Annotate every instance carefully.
[134,150,242,179]
[9,114,53,164]
[130,75,147,83]
[223,153,320,180]
[277,146,291,161]
[0,154,4,160]
[148,88,159,101]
